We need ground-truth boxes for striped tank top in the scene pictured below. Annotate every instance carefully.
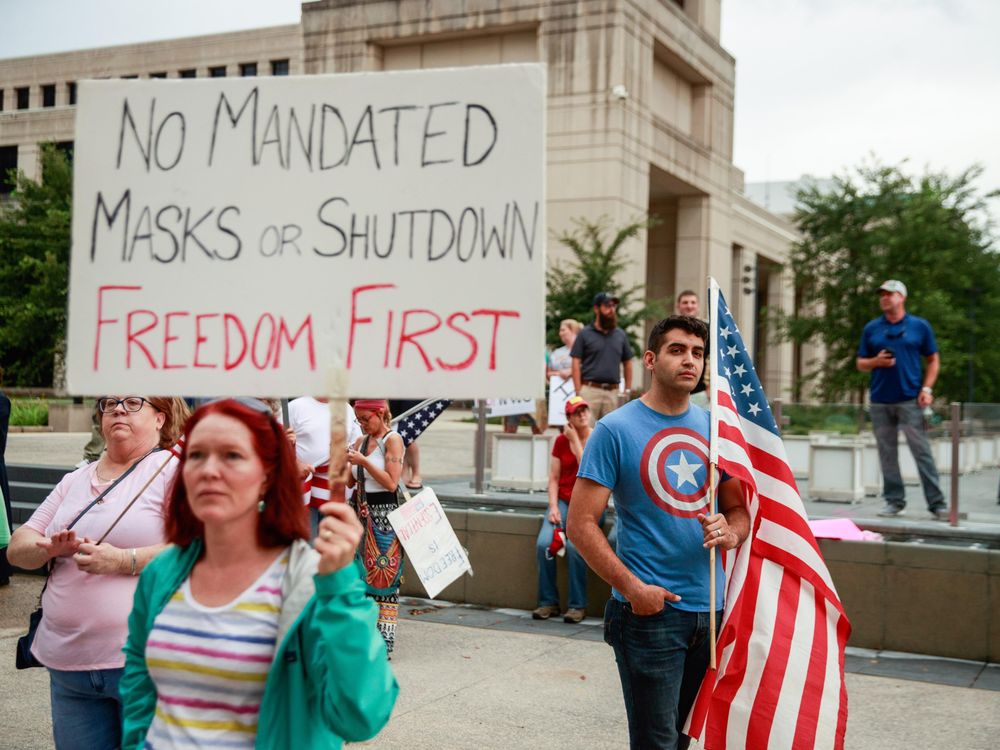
[143,549,289,748]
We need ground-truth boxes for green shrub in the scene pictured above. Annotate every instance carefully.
[9,398,49,426]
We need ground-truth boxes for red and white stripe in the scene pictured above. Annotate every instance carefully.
[306,461,331,508]
[686,284,850,750]
[168,434,186,459]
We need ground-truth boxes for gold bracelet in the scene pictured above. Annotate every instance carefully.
[130,548,137,576]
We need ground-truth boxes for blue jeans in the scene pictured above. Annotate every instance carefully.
[536,499,592,610]
[48,667,123,750]
[870,400,944,509]
[604,599,719,750]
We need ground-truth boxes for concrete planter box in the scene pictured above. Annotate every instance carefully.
[808,440,864,503]
[47,403,93,432]
[977,435,997,468]
[488,433,553,491]
[861,441,882,496]
[782,435,811,479]
[934,439,952,474]
[898,444,920,485]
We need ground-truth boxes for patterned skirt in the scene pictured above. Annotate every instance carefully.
[353,490,403,654]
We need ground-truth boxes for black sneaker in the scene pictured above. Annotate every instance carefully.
[929,507,949,521]
[877,504,905,517]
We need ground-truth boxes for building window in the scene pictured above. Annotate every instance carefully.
[16,87,29,109]
[179,68,197,78]
[0,145,17,195]
[150,72,167,79]
[240,62,257,77]
[209,66,227,78]
[271,59,289,76]
[122,74,139,79]
[0,90,4,112]
[54,140,75,165]
[42,84,56,107]
[67,82,77,105]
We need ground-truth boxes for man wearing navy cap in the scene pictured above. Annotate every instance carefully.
[857,280,946,519]
[571,292,634,423]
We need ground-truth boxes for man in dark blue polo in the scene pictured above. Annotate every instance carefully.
[571,292,633,423]
[857,280,946,519]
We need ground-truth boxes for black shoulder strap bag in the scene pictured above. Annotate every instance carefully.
[15,447,158,669]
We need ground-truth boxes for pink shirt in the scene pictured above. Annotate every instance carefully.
[24,452,178,670]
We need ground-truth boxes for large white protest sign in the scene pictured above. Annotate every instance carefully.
[388,488,471,599]
[66,65,546,398]
[547,375,575,426]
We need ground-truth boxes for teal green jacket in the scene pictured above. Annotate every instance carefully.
[120,539,399,749]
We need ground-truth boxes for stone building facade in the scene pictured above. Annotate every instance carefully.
[0,1,797,396]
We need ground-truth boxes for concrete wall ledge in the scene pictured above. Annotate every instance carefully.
[400,510,1000,662]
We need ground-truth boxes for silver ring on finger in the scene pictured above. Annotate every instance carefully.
[716,529,723,538]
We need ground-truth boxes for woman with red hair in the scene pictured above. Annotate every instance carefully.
[120,398,397,749]
[346,399,405,656]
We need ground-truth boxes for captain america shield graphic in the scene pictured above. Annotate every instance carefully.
[639,427,710,517]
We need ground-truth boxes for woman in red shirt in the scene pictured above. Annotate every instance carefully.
[532,396,594,624]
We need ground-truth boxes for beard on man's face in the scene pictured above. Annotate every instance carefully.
[598,310,617,329]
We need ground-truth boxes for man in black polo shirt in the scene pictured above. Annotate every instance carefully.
[571,292,634,423]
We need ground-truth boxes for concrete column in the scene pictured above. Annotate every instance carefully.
[676,194,733,299]
[767,264,795,399]
[18,142,40,181]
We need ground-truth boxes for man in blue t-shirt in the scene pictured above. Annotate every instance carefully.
[567,315,749,750]
[856,280,945,519]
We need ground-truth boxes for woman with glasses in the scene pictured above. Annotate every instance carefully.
[119,398,397,749]
[346,399,405,656]
[8,395,188,750]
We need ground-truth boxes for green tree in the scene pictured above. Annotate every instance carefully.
[781,161,999,403]
[0,144,72,386]
[546,216,666,353]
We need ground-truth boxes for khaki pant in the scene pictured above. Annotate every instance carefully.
[580,385,620,425]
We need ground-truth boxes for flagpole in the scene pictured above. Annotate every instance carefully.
[708,277,721,670]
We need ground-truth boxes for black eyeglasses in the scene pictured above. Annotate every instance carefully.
[97,397,150,414]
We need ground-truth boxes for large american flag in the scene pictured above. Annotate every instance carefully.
[684,280,850,749]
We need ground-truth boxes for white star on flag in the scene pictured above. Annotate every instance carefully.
[733,363,747,377]
[740,383,754,396]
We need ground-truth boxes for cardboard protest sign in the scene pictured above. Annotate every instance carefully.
[388,488,471,599]
[66,65,546,398]
[487,398,535,417]
[547,375,575,426]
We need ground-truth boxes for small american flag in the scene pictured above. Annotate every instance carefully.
[168,434,185,459]
[392,399,452,447]
[684,280,850,749]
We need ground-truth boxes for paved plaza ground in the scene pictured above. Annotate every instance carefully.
[1,573,998,749]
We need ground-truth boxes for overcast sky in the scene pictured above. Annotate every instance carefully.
[2,0,997,223]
